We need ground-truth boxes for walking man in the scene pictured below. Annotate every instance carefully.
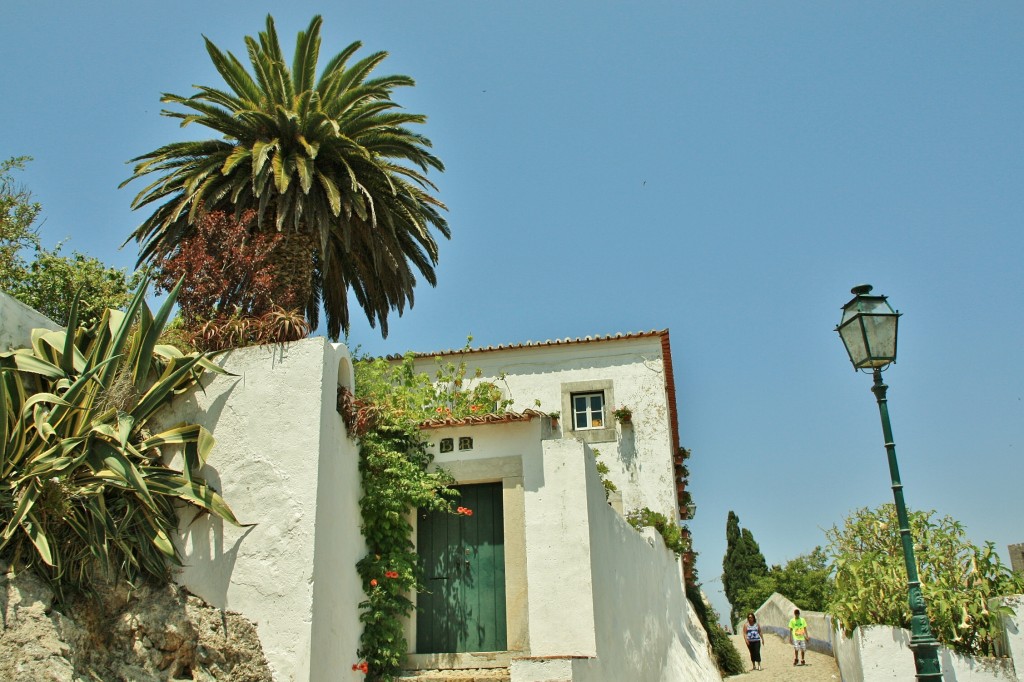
[788,608,809,666]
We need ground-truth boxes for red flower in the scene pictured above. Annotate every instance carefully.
[370,579,378,587]
[456,506,465,514]
[470,405,480,412]
[464,509,473,516]
[385,570,399,579]
[435,406,444,413]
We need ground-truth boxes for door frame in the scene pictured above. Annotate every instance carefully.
[404,455,529,670]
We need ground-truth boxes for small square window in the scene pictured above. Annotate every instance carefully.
[572,392,605,430]
[439,438,454,453]
[458,436,474,451]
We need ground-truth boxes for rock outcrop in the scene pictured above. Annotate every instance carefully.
[0,565,271,681]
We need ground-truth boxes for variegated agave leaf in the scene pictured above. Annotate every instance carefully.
[0,277,243,598]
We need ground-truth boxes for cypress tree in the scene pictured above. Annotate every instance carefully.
[722,511,769,626]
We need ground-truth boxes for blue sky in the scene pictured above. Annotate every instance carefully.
[4,2,1022,622]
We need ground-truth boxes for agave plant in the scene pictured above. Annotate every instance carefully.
[0,279,242,596]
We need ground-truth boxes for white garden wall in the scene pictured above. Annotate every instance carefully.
[755,592,1024,682]
[0,290,61,350]
[751,592,834,655]
[161,338,364,682]
[513,437,720,682]
[571,441,721,682]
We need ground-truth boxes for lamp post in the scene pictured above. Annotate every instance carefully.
[835,284,942,681]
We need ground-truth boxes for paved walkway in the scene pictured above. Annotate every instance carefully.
[726,633,840,681]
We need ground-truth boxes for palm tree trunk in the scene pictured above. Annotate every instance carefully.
[266,229,317,317]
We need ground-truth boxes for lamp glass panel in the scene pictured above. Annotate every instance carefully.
[862,314,898,364]
[839,318,869,366]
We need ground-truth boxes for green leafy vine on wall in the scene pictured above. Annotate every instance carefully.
[345,340,517,681]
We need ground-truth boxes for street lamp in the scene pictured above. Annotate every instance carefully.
[836,284,942,681]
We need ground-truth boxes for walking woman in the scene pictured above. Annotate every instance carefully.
[744,612,764,671]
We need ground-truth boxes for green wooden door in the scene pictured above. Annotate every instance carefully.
[417,482,507,653]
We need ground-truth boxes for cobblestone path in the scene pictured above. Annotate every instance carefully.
[726,633,841,681]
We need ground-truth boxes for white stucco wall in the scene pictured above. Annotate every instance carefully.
[1002,595,1024,674]
[755,592,1024,682]
[837,626,1017,682]
[570,442,721,682]
[522,438,600,658]
[410,335,678,521]
[161,338,364,682]
[752,592,834,655]
[0,290,61,350]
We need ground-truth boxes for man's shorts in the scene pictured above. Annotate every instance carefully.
[792,639,807,651]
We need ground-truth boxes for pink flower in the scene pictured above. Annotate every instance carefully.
[370,579,378,587]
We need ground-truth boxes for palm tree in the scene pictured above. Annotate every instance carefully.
[122,15,448,339]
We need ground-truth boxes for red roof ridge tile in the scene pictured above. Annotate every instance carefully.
[385,329,669,360]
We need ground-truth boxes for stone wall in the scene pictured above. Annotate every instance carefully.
[0,563,271,682]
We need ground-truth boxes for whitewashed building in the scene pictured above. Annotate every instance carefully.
[396,332,713,680]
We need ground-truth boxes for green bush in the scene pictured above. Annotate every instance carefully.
[626,507,690,556]
[686,583,744,676]
[827,504,1024,656]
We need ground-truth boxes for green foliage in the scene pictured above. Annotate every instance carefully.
[123,14,448,340]
[722,511,769,626]
[0,279,241,598]
[0,156,142,328]
[626,507,690,556]
[590,448,618,500]
[350,346,514,680]
[7,248,144,328]
[355,339,512,425]
[734,547,835,617]
[826,504,1024,656]
[354,422,454,680]
[686,582,745,676]
[0,157,42,276]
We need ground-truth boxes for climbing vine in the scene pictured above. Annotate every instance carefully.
[346,340,517,681]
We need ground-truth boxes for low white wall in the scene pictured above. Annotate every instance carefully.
[1002,595,1024,674]
[162,338,364,682]
[521,438,599,658]
[0,290,61,350]
[572,444,721,682]
[752,592,834,655]
[514,439,721,682]
[756,592,1024,682]
[837,625,1017,682]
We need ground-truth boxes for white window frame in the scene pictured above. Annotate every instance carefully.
[560,379,617,444]
[572,391,606,431]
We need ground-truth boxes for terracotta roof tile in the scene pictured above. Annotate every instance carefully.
[418,408,546,430]
[385,330,669,360]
